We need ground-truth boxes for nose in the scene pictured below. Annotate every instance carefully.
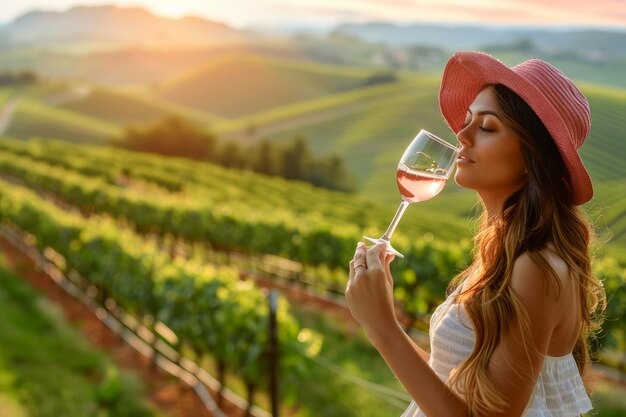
[456,124,473,148]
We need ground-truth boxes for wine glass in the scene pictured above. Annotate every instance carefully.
[363,129,459,258]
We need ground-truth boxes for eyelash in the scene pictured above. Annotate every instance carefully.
[462,122,495,132]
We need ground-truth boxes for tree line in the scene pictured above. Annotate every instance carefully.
[0,70,39,86]
[112,116,356,192]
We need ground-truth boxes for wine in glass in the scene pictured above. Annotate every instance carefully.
[364,129,459,258]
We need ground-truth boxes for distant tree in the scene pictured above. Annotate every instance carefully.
[485,39,535,53]
[219,141,246,169]
[251,139,280,176]
[17,70,38,84]
[245,123,257,137]
[115,117,355,193]
[0,70,39,86]
[280,136,311,181]
[310,154,356,192]
[360,72,397,87]
[118,115,217,160]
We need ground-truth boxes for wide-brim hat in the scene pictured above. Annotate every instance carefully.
[439,51,593,205]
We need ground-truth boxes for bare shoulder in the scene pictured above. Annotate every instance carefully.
[510,252,563,314]
[510,252,547,296]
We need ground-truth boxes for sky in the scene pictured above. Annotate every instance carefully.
[2,0,626,30]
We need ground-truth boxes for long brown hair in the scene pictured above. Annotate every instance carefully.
[446,84,606,414]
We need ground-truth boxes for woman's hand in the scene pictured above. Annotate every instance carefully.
[345,242,399,343]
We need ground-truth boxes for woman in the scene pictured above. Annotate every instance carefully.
[345,51,606,416]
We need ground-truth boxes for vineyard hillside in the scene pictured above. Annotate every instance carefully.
[3,97,120,143]
[56,85,223,126]
[151,53,391,117]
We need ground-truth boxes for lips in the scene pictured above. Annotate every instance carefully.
[457,152,475,163]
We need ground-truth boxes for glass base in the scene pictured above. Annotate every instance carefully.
[362,236,404,258]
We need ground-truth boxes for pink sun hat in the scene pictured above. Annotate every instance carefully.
[439,51,593,205]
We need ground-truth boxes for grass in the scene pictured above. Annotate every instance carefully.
[0,251,168,417]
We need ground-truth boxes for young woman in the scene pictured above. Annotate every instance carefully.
[345,51,606,416]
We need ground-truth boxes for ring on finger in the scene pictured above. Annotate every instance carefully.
[354,262,367,269]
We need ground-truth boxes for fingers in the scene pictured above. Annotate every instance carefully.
[384,252,395,287]
[348,242,367,280]
[365,242,386,270]
[352,242,367,267]
[347,242,396,299]
[349,241,395,282]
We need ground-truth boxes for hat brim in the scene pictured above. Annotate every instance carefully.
[439,51,593,205]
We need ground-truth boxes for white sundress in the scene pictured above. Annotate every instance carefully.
[401,284,593,417]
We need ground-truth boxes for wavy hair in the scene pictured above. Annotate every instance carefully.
[446,84,606,415]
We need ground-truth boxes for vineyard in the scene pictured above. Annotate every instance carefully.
[0,136,625,416]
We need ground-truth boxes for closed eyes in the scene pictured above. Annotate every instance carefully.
[462,121,495,132]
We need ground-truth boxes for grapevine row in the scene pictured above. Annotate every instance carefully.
[0,137,467,240]
[0,178,313,407]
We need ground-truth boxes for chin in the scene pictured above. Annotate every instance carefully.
[454,172,475,190]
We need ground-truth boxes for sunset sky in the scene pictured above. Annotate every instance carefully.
[2,0,626,29]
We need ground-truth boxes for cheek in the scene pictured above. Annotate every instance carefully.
[491,145,526,180]
[498,144,526,180]
[456,141,526,188]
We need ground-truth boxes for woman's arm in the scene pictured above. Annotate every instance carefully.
[346,243,468,416]
[346,244,557,417]
[347,242,430,365]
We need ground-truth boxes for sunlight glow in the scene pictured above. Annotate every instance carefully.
[151,2,188,19]
[1,0,626,28]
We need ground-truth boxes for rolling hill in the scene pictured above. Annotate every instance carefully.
[2,5,243,47]
[55,85,222,126]
[152,53,393,117]
[2,95,120,143]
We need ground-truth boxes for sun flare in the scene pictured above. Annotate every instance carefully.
[150,1,188,19]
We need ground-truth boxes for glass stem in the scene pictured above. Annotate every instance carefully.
[381,200,410,241]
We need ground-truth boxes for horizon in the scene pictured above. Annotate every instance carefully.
[1,1,626,32]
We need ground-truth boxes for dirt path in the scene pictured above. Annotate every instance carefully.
[0,98,19,135]
[42,84,92,106]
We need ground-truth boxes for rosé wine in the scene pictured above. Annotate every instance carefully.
[396,164,448,203]
[363,129,458,258]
